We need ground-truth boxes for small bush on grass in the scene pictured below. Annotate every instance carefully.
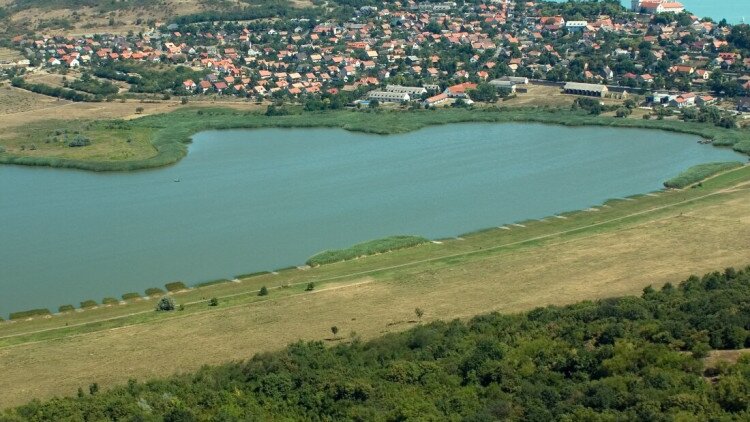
[145,287,164,297]
[156,297,175,311]
[80,300,98,309]
[258,286,269,296]
[68,135,91,147]
[58,304,75,313]
[209,298,219,307]
[165,281,187,292]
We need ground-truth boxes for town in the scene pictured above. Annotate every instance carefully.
[1,0,750,117]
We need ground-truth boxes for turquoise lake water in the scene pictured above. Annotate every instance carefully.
[0,124,744,316]
[552,0,747,23]
[644,0,747,22]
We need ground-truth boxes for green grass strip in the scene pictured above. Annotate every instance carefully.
[307,235,430,266]
[664,162,744,189]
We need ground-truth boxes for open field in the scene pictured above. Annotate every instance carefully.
[0,47,23,63]
[0,85,65,115]
[2,165,750,407]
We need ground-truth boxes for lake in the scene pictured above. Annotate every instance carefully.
[0,123,744,316]
[552,0,747,23]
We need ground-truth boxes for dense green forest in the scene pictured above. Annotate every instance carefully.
[3,267,750,420]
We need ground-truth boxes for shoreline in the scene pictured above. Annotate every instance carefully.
[1,107,749,172]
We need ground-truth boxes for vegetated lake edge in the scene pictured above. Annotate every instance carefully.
[1,107,750,172]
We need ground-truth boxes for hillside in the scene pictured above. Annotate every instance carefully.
[3,267,750,420]
[0,0,309,36]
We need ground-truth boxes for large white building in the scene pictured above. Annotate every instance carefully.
[631,0,685,14]
[385,85,428,96]
[368,91,410,103]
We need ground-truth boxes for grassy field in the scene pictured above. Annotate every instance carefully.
[2,107,750,171]
[0,47,23,63]
[1,165,750,407]
[0,85,65,115]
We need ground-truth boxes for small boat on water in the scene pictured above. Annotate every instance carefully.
[174,178,181,182]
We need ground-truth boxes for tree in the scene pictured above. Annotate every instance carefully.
[208,297,218,307]
[305,282,315,291]
[415,308,424,322]
[615,107,631,118]
[259,286,269,296]
[155,296,175,311]
[468,83,498,103]
[135,107,144,114]
[181,97,189,105]
[331,326,339,338]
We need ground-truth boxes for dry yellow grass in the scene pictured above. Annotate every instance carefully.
[0,86,64,115]
[704,349,750,368]
[1,183,750,408]
[0,47,23,63]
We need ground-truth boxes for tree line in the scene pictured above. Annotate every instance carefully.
[11,77,94,102]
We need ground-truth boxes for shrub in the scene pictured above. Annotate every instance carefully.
[145,287,165,297]
[102,297,119,305]
[9,308,51,320]
[258,286,269,296]
[209,298,219,307]
[165,281,187,292]
[68,135,91,147]
[80,300,98,309]
[615,107,631,118]
[306,282,315,291]
[155,296,175,311]
[58,304,75,313]
[122,292,141,301]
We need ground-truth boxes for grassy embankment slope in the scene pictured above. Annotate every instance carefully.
[2,163,750,407]
[1,107,750,171]
[4,268,750,420]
